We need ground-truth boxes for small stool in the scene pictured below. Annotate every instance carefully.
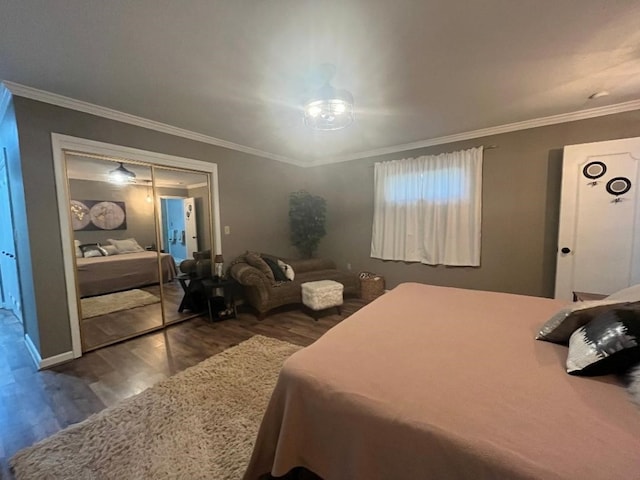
[301,280,344,319]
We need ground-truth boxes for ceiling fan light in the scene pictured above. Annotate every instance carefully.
[108,162,136,184]
[307,104,322,117]
[303,86,354,131]
[333,101,347,114]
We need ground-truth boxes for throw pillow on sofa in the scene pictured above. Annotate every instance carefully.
[262,256,288,282]
[246,252,275,281]
[277,259,295,281]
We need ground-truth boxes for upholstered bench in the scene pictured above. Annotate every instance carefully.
[301,280,344,318]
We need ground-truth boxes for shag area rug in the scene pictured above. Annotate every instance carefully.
[81,289,161,318]
[11,335,301,480]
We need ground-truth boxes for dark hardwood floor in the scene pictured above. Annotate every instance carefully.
[0,297,367,478]
[80,281,199,351]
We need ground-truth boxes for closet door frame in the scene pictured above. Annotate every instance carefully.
[52,133,222,359]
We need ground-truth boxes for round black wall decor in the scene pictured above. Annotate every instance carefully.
[606,177,632,196]
[583,161,607,180]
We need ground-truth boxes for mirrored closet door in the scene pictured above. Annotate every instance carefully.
[66,154,163,351]
[154,166,212,325]
[64,153,215,352]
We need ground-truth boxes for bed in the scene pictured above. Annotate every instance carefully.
[244,283,640,480]
[75,251,177,298]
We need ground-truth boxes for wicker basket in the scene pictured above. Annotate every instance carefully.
[359,273,385,302]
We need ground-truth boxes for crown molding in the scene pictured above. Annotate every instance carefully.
[305,98,640,166]
[1,80,304,167]
[4,80,640,169]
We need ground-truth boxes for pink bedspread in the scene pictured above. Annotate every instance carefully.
[244,283,640,480]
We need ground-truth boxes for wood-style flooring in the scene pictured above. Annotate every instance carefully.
[0,297,367,479]
[81,281,199,351]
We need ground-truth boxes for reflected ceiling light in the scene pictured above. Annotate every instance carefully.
[303,66,354,131]
[108,162,136,184]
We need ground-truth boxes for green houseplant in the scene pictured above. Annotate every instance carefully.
[289,190,327,258]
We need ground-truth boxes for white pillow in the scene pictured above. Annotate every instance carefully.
[277,259,295,281]
[74,240,82,258]
[107,238,144,254]
[101,245,119,256]
[606,284,640,302]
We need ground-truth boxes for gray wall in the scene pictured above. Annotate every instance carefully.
[13,93,640,360]
[69,180,158,247]
[13,96,305,358]
[69,181,189,248]
[308,109,640,299]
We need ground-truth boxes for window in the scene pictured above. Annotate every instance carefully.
[370,147,483,266]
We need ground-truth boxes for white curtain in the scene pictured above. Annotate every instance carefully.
[371,147,483,266]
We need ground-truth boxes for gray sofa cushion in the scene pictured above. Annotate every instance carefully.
[246,252,275,282]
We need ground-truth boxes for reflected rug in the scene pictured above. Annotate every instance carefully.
[11,335,301,480]
[81,289,161,318]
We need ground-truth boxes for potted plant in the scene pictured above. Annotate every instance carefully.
[289,190,327,258]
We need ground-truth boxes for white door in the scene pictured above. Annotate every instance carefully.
[183,197,198,257]
[555,137,640,300]
[0,148,22,321]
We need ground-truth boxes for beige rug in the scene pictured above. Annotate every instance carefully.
[81,289,161,318]
[11,335,301,480]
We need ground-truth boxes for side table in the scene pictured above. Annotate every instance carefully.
[201,277,239,321]
[176,274,208,313]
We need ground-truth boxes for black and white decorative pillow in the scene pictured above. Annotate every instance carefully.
[277,259,295,281]
[79,243,105,258]
[566,305,640,376]
[261,256,288,282]
[536,300,630,344]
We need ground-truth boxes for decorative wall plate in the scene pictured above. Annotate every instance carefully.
[583,161,607,180]
[70,200,91,230]
[90,201,126,230]
[606,177,632,197]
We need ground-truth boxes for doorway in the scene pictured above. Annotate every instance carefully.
[0,147,22,323]
[555,136,640,300]
[159,197,198,264]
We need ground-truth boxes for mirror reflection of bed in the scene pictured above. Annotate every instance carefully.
[65,154,213,352]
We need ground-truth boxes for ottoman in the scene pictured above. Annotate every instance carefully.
[301,280,344,318]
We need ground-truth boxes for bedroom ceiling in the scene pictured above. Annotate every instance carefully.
[1,1,640,166]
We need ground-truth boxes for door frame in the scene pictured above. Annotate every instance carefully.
[555,136,640,300]
[0,147,22,319]
[52,134,222,359]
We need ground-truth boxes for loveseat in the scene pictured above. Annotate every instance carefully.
[229,252,359,319]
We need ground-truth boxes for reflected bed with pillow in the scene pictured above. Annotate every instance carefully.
[74,238,177,298]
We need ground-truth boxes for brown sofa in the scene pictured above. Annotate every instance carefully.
[229,253,359,319]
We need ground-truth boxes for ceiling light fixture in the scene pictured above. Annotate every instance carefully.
[303,65,354,131]
[108,162,136,184]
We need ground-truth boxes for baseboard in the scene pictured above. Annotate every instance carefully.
[24,333,75,369]
[24,333,42,368]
